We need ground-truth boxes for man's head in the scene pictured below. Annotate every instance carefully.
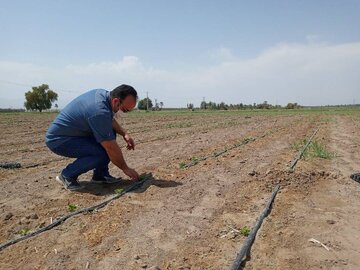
[110,84,138,113]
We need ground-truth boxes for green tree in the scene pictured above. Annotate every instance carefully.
[137,97,153,110]
[24,84,58,112]
[200,101,207,109]
[286,102,301,109]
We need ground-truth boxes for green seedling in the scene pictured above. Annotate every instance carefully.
[114,188,124,194]
[18,228,30,236]
[191,156,200,164]
[179,162,187,169]
[139,174,148,181]
[67,203,77,212]
[243,137,254,143]
[239,226,251,237]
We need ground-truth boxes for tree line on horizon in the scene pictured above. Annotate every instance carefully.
[194,100,302,110]
[13,84,357,112]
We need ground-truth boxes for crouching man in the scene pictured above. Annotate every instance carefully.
[45,84,139,191]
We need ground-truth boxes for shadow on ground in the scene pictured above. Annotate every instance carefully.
[76,173,182,196]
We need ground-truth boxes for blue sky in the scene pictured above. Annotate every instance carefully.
[0,0,360,108]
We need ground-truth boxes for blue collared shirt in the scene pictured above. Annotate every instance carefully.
[45,89,115,148]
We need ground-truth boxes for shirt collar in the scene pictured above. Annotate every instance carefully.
[106,91,114,117]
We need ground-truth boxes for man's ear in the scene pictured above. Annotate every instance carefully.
[112,98,119,106]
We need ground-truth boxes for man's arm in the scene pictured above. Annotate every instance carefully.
[112,118,135,150]
[100,139,139,180]
[112,118,127,137]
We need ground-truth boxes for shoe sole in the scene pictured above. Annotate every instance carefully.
[55,176,82,191]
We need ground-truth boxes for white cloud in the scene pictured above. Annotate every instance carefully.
[0,41,360,108]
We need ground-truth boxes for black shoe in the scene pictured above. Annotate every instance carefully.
[350,173,360,183]
[55,174,82,191]
[91,174,122,184]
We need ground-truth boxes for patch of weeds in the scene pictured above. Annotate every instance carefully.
[291,138,310,158]
[67,203,77,212]
[291,139,335,159]
[291,138,307,151]
[310,141,336,159]
[239,226,251,237]
[114,188,124,194]
[18,228,30,236]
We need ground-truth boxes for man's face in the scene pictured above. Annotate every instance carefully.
[112,95,136,113]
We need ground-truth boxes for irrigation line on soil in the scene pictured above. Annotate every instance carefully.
[0,174,152,252]
[289,127,320,170]
[182,123,280,169]
[183,137,257,168]
[0,162,21,169]
[231,185,280,270]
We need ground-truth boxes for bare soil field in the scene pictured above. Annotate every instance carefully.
[0,109,359,270]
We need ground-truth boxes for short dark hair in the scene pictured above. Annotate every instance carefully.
[110,84,138,100]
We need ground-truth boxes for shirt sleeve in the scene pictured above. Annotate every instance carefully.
[88,114,116,143]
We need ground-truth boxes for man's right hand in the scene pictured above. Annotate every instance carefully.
[123,167,139,180]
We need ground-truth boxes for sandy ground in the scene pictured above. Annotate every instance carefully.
[0,110,359,270]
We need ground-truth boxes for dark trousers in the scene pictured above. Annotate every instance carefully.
[47,136,110,180]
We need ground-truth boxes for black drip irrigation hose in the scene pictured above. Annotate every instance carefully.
[183,137,256,168]
[182,120,285,169]
[231,185,280,270]
[0,162,21,169]
[289,127,320,170]
[0,173,152,252]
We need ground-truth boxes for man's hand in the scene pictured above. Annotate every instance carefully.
[123,167,139,180]
[123,133,135,150]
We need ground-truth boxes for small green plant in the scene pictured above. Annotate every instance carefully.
[191,156,199,164]
[139,174,148,181]
[18,228,30,236]
[239,226,251,237]
[243,137,253,144]
[114,188,124,194]
[179,162,187,169]
[67,203,77,212]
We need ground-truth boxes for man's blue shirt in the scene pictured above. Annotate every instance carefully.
[45,89,115,148]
